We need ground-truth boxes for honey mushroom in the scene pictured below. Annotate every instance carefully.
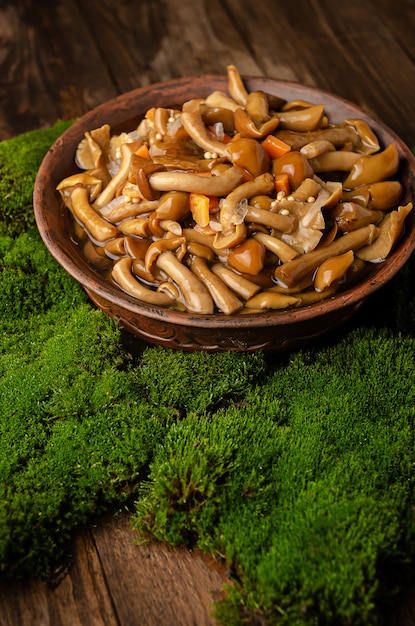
[314,250,355,292]
[356,203,412,262]
[188,256,244,315]
[149,165,243,196]
[245,290,300,310]
[226,64,249,106]
[218,173,275,232]
[111,257,175,306]
[56,174,118,243]
[210,264,261,300]
[342,181,403,210]
[233,102,280,140]
[93,142,141,210]
[155,251,214,314]
[276,104,325,132]
[181,99,231,158]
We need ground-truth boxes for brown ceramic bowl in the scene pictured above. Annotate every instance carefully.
[33,76,415,352]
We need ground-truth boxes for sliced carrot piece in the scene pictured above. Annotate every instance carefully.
[274,173,291,196]
[190,193,211,227]
[208,196,219,212]
[145,107,156,122]
[262,135,292,159]
[135,143,151,159]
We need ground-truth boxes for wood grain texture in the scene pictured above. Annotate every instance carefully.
[92,514,228,626]
[1,0,415,624]
[0,514,228,626]
[0,526,118,626]
[1,0,415,143]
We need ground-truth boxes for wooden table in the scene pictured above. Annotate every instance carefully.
[1,1,415,624]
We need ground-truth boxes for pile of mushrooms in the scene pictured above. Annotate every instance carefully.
[57,65,412,315]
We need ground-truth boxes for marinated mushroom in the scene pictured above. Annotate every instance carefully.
[226,64,249,106]
[343,144,400,189]
[181,99,231,158]
[330,201,383,232]
[227,137,270,178]
[188,256,244,315]
[75,123,112,187]
[308,151,361,173]
[314,249,355,292]
[205,90,241,112]
[356,203,412,262]
[227,238,266,275]
[149,165,243,196]
[245,290,300,310]
[57,178,118,243]
[93,142,141,210]
[111,257,175,306]
[272,151,314,189]
[342,118,380,154]
[155,250,214,314]
[211,263,261,299]
[234,106,280,139]
[144,236,187,273]
[155,191,190,220]
[277,104,325,132]
[342,181,403,211]
[219,173,275,231]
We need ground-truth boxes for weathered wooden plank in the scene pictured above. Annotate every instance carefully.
[1,0,414,145]
[91,513,229,626]
[68,0,262,88]
[0,1,117,139]
[0,527,118,626]
[372,0,415,59]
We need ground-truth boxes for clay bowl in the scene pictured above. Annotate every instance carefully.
[33,76,415,352]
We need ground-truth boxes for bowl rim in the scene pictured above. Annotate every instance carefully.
[33,74,415,330]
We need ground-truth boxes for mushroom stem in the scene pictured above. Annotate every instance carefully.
[149,166,243,196]
[189,256,244,315]
[93,143,138,210]
[220,173,274,231]
[111,257,174,306]
[181,99,230,157]
[253,232,299,263]
[68,186,118,243]
[155,251,214,314]
[226,64,249,106]
[245,206,295,232]
[211,263,261,300]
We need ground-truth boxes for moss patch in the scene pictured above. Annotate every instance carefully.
[0,124,414,623]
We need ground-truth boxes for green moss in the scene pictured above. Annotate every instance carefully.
[0,303,177,577]
[0,125,415,623]
[0,120,73,238]
[139,346,267,414]
[0,228,87,321]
